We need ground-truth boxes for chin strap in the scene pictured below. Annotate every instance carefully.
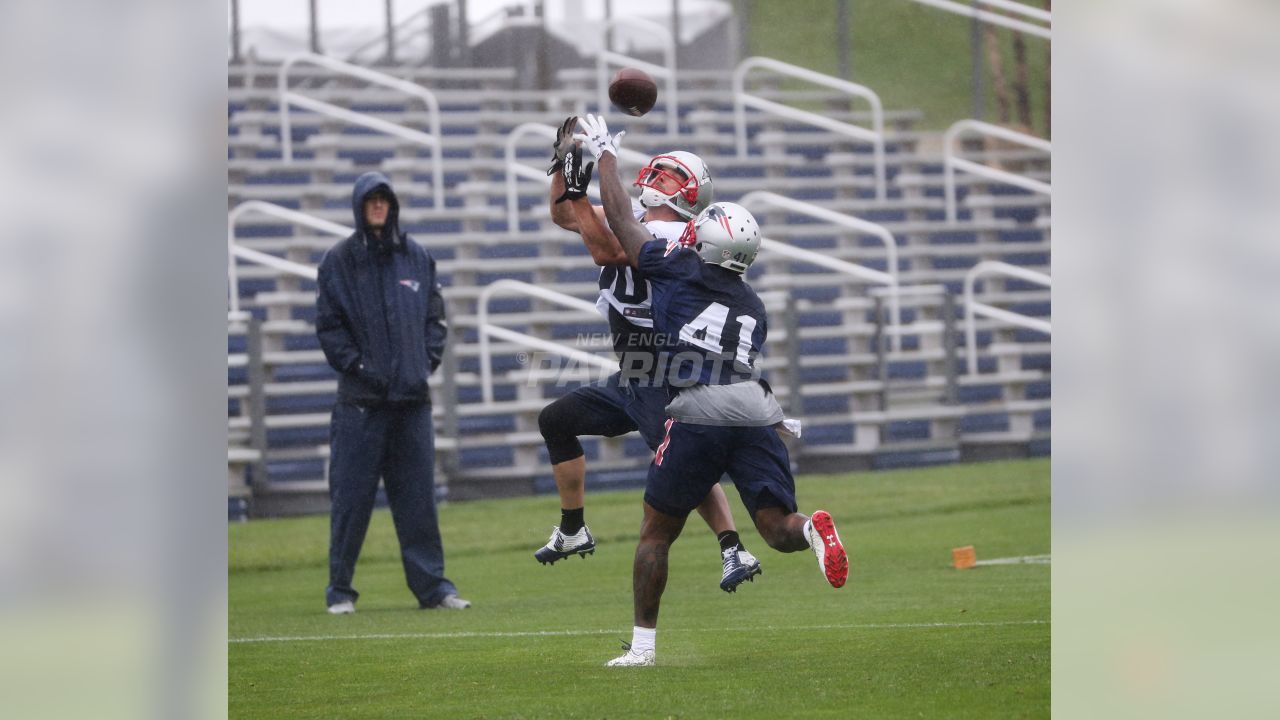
[662,198,695,220]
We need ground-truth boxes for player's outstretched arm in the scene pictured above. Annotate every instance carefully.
[553,142,628,265]
[577,114,648,267]
[572,201,629,266]
[547,116,580,231]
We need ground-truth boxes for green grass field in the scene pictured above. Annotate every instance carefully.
[230,458,1049,718]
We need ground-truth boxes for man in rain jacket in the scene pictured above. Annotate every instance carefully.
[315,172,469,613]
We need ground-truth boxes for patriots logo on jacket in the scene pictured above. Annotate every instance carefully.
[398,279,420,292]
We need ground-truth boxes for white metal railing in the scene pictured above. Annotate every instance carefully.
[503,122,652,235]
[592,17,679,137]
[227,201,346,320]
[477,279,618,404]
[944,119,1051,223]
[277,52,444,209]
[739,191,902,351]
[963,261,1051,374]
[733,56,886,200]
[905,0,1051,39]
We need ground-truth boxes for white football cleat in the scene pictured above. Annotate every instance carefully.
[805,510,849,589]
[719,546,763,592]
[534,525,596,564]
[327,601,355,615]
[605,648,656,667]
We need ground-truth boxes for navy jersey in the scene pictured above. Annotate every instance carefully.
[637,240,767,386]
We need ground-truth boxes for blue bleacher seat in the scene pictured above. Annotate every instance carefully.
[998,229,1045,244]
[458,416,516,435]
[798,337,847,355]
[1012,328,1051,344]
[994,206,1040,223]
[274,364,336,383]
[479,243,539,259]
[456,385,517,403]
[960,413,1009,433]
[802,395,850,415]
[887,360,926,380]
[283,335,321,352]
[791,187,836,201]
[929,230,979,245]
[802,423,854,446]
[404,219,462,234]
[459,446,515,468]
[266,458,326,482]
[957,384,1003,403]
[792,286,840,303]
[798,365,848,383]
[266,426,329,448]
[266,395,333,415]
[886,419,930,441]
[860,209,906,223]
[244,172,312,186]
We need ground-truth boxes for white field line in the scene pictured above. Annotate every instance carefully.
[229,619,1048,645]
[973,554,1051,566]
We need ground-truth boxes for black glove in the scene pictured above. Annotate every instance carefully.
[553,145,595,204]
[545,115,579,176]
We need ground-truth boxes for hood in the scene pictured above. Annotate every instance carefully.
[351,171,402,251]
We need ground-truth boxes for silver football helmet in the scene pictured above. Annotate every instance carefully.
[634,150,714,220]
[684,202,761,274]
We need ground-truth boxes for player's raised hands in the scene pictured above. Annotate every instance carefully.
[546,116,580,176]
[575,114,625,160]
[554,145,594,204]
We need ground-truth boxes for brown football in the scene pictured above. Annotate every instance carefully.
[608,67,658,117]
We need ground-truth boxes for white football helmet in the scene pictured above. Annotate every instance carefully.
[634,150,714,220]
[679,202,761,274]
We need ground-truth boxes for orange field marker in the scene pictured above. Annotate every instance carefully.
[951,545,977,569]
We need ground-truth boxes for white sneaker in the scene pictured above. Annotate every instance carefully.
[605,648,656,667]
[428,594,472,610]
[805,510,849,588]
[327,601,355,615]
[534,525,596,565]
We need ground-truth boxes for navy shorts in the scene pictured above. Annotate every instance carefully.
[643,421,798,519]
[571,372,671,451]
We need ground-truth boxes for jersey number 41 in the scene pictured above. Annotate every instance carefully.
[678,302,757,368]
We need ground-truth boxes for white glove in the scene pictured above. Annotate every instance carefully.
[574,113,625,160]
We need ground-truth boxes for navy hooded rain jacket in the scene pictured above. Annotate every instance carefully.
[316,172,447,405]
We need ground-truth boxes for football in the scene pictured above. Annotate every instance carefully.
[608,67,658,117]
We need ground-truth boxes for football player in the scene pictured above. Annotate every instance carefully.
[533,117,763,594]
[574,114,850,668]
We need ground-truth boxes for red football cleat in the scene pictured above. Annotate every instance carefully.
[806,510,848,588]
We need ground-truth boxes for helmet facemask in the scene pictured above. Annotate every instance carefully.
[635,152,713,220]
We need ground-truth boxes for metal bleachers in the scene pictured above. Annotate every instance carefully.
[228,59,1050,515]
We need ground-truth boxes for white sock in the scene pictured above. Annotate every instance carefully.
[803,517,813,542]
[631,626,656,654]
